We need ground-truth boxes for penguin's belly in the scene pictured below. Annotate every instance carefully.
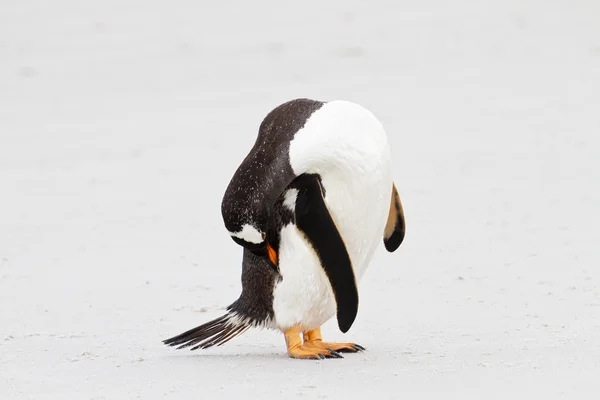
[272,159,392,332]
[272,224,337,331]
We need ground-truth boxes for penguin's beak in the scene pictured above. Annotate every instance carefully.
[267,243,278,266]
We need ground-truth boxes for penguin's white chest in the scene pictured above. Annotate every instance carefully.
[271,100,392,332]
[272,223,338,331]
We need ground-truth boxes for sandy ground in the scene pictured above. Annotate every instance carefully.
[1,0,600,398]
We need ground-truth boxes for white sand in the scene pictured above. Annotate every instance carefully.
[1,0,599,398]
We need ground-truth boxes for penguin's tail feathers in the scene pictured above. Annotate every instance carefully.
[162,312,253,351]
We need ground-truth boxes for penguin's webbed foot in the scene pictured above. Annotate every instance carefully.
[303,328,366,353]
[288,345,343,359]
[284,326,343,359]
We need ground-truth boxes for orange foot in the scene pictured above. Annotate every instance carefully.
[303,328,366,353]
[284,326,343,359]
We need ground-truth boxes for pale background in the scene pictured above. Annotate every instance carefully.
[1,0,599,398]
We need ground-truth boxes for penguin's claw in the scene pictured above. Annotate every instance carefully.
[326,348,344,358]
[352,344,366,352]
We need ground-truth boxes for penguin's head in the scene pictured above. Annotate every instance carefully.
[221,151,292,265]
[220,98,325,265]
[221,187,284,269]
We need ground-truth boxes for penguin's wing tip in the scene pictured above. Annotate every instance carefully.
[383,183,405,253]
[337,312,357,334]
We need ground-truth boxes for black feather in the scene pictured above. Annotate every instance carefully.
[163,314,251,350]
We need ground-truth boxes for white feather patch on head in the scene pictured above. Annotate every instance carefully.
[228,224,264,244]
[283,188,299,212]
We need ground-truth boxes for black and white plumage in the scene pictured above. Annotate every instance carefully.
[164,98,405,353]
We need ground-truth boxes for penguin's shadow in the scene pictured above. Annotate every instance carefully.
[162,349,287,361]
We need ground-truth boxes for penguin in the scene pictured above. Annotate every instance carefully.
[163,98,405,359]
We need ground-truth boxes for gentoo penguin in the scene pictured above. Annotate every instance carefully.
[164,98,405,359]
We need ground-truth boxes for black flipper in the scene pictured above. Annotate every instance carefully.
[383,183,405,252]
[292,174,359,333]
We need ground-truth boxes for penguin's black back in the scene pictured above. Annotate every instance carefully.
[221,98,325,239]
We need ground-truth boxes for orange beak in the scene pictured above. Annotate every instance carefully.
[267,243,278,266]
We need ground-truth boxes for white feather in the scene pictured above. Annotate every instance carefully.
[282,188,299,212]
[228,224,264,244]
